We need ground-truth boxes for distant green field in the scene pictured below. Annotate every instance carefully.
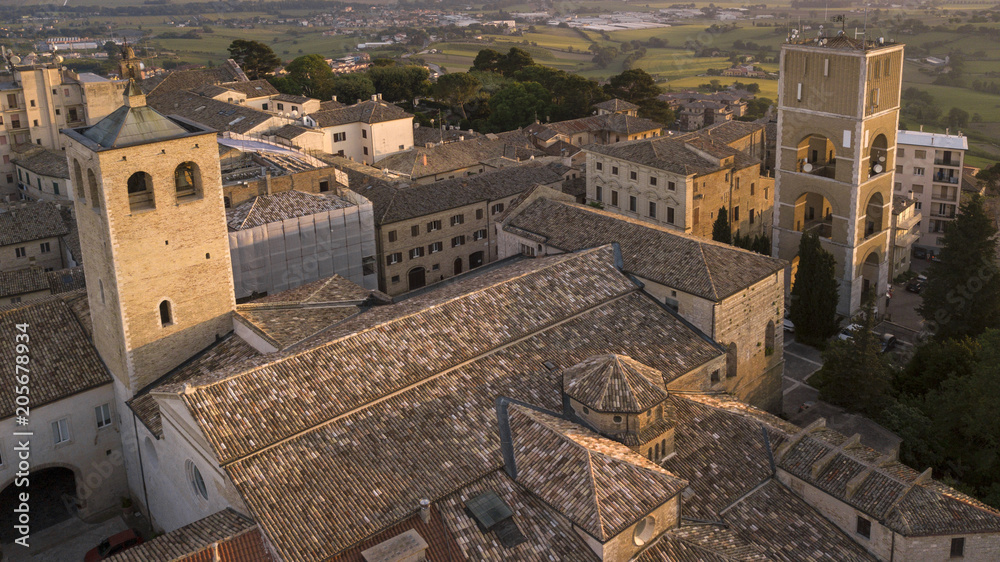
[663,76,779,99]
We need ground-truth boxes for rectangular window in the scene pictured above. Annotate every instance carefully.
[914,149,926,159]
[750,182,755,196]
[796,82,802,102]
[630,171,637,181]
[363,147,368,155]
[15,247,26,258]
[409,247,424,259]
[474,209,484,220]
[711,370,720,383]
[491,203,504,215]
[428,241,443,254]
[693,207,700,226]
[648,202,656,218]
[333,132,346,142]
[40,242,50,253]
[362,256,375,275]
[667,207,675,225]
[427,220,441,232]
[68,108,78,122]
[362,129,368,139]
[6,94,16,108]
[52,418,70,445]
[596,186,603,202]
[611,166,619,176]
[733,206,740,222]
[277,103,284,110]
[596,161,603,171]
[96,404,112,429]
[649,176,657,186]
[914,167,925,176]
[53,182,59,195]
[391,275,400,283]
[388,230,397,243]
[823,58,829,77]
[450,214,464,226]
[520,243,536,257]
[749,209,755,224]
[897,148,905,157]
[32,119,38,127]
[451,235,465,247]
[319,180,330,192]
[856,516,871,539]
[611,191,619,207]
[473,228,487,241]
[668,181,676,192]
[628,196,637,212]
[386,252,402,265]
[411,225,420,237]
[951,537,965,558]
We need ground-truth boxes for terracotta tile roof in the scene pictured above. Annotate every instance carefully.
[562,354,669,413]
[595,98,639,112]
[318,99,345,111]
[311,99,412,127]
[696,120,765,146]
[169,246,722,561]
[273,124,316,140]
[0,267,49,298]
[637,523,769,561]
[505,199,785,300]
[0,201,69,246]
[0,292,110,420]
[128,335,260,438]
[585,133,757,176]
[234,306,359,350]
[140,60,248,95]
[360,162,564,226]
[531,113,663,138]
[146,91,274,135]
[330,504,463,562]
[219,79,281,98]
[437,470,598,561]
[104,508,272,562]
[724,480,878,561]
[272,93,312,104]
[412,126,482,147]
[225,190,355,231]
[506,404,687,541]
[46,266,86,294]
[252,274,382,305]
[376,132,543,178]
[12,147,69,179]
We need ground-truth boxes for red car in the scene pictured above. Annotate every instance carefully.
[84,529,143,561]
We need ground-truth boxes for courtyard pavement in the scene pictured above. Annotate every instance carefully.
[1,514,126,562]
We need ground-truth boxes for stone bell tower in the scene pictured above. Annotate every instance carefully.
[772,34,904,316]
[61,81,235,397]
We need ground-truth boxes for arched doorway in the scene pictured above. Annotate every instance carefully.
[469,251,485,269]
[0,467,77,543]
[454,258,463,276]
[407,267,426,291]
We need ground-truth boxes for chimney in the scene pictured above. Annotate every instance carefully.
[265,170,272,195]
[422,154,427,167]
[419,499,430,522]
[371,94,378,102]
[331,95,337,102]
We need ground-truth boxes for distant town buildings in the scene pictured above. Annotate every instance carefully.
[659,90,751,131]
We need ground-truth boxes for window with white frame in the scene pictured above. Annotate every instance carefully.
[52,418,70,445]
[96,404,112,429]
[473,229,487,241]
[428,241,443,254]
[186,460,208,500]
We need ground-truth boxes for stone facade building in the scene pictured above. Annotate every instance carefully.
[894,129,967,256]
[12,147,71,202]
[772,36,904,316]
[585,121,773,242]
[0,200,70,273]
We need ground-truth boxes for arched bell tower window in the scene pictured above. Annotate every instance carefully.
[159,300,173,327]
[73,160,84,202]
[88,169,100,209]
[175,162,202,200]
[127,171,154,211]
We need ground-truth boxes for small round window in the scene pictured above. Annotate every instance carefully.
[633,516,655,546]
[582,406,589,414]
[186,460,208,500]
[613,415,623,424]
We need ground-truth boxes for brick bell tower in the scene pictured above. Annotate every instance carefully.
[61,81,235,398]
[772,33,904,316]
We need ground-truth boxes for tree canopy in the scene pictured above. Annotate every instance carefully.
[432,72,480,119]
[711,206,731,244]
[367,65,430,103]
[228,39,281,80]
[486,81,550,132]
[269,54,335,100]
[788,231,840,345]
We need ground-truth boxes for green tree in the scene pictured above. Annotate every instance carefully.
[368,65,430,102]
[711,206,731,244]
[486,81,550,132]
[943,106,970,129]
[473,48,503,73]
[789,231,840,345]
[331,73,375,104]
[228,39,281,80]
[433,72,480,119]
[919,194,1000,341]
[604,68,660,102]
[499,47,534,76]
[811,293,895,417]
[269,54,335,100]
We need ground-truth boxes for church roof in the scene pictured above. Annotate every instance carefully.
[562,354,669,413]
[104,508,273,562]
[76,94,199,149]
[595,98,639,112]
[504,403,687,541]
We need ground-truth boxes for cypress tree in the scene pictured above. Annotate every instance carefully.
[789,231,840,345]
[712,206,731,244]
[919,194,1000,341]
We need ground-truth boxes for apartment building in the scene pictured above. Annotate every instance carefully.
[894,129,967,256]
[0,58,122,196]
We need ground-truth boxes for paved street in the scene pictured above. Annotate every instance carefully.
[1,514,127,562]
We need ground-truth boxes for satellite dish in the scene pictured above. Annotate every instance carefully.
[53,55,64,64]
[873,164,883,173]
[139,62,145,70]
[291,110,299,117]
[803,162,813,173]
[9,56,20,64]
[878,155,886,162]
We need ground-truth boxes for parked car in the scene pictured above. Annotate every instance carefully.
[84,529,143,562]
[783,318,795,333]
[906,279,925,294]
[912,247,928,260]
[839,323,862,341]
[880,333,898,354]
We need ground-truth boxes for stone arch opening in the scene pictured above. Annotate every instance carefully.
[796,134,836,178]
[407,267,426,291]
[453,257,463,276]
[127,171,154,211]
[793,192,833,239]
[864,191,886,238]
[0,466,77,542]
[159,300,173,326]
[860,251,881,302]
[470,251,485,269]
[175,161,202,200]
[766,320,776,354]
[868,133,889,179]
[87,169,100,209]
[726,342,738,379]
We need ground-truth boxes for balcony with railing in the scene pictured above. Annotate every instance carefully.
[933,169,959,184]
